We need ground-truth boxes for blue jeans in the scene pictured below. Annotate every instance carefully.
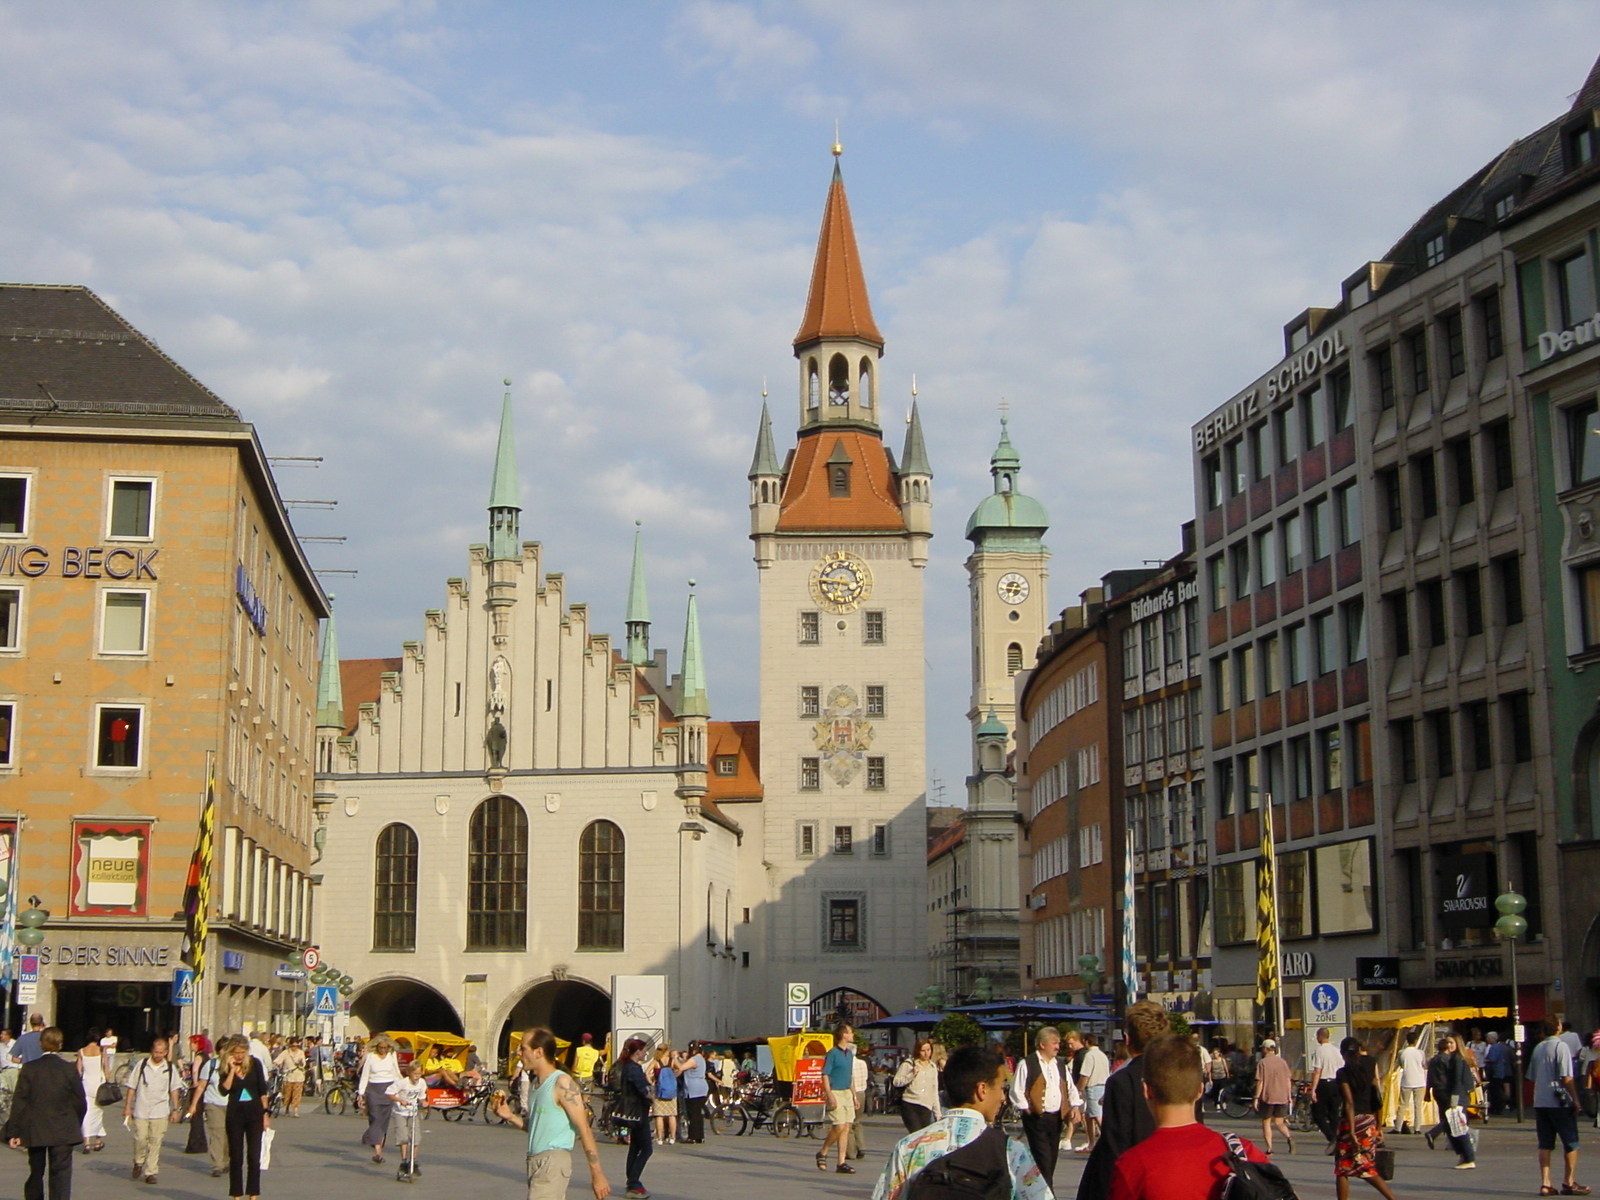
[624,1118,652,1190]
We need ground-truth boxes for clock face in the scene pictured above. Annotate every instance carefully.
[810,550,873,614]
[997,572,1030,605]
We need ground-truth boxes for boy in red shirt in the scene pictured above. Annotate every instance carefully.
[1110,1034,1269,1200]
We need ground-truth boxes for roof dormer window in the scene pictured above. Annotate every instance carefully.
[827,439,853,497]
[1567,121,1598,171]
[1423,233,1446,269]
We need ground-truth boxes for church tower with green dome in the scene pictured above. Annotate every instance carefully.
[965,417,1050,759]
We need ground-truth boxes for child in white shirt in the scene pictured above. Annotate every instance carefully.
[386,1062,429,1178]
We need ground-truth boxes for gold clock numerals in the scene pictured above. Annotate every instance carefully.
[809,550,873,614]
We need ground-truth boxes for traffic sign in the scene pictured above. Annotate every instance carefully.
[787,1005,810,1030]
[313,986,338,1017]
[1303,979,1347,1027]
[274,966,307,981]
[302,948,320,971]
[16,984,36,1004]
[18,955,38,985]
[173,969,196,1007]
[786,981,810,1006]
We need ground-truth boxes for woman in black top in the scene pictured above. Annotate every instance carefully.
[617,1038,654,1198]
[1334,1038,1398,1200]
[1424,1034,1476,1166]
[221,1037,271,1200]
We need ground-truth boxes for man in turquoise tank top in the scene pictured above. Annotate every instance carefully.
[493,1029,611,1200]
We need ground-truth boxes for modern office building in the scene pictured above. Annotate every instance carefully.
[0,283,325,1047]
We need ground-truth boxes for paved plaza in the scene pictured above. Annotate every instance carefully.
[5,1103,1599,1200]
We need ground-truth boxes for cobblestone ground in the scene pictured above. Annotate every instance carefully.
[4,1103,1595,1199]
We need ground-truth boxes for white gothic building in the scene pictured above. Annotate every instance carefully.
[313,156,932,1048]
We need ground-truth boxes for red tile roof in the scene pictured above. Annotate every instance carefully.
[776,429,905,532]
[707,720,762,801]
[793,163,882,350]
[339,657,402,735]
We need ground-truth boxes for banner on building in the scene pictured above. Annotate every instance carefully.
[181,762,217,978]
[1256,805,1279,1008]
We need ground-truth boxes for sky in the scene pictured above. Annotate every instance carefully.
[2,1,1597,806]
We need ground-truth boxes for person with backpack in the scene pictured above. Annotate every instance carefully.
[871,1043,1050,1200]
[1076,1001,1170,1200]
[1006,1025,1080,1187]
[122,1035,184,1185]
[1108,1034,1275,1200]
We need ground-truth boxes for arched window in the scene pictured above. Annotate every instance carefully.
[859,358,874,408]
[807,360,821,409]
[828,354,850,405]
[374,823,419,951]
[468,795,527,949]
[578,820,625,950]
[1007,643,1024,675]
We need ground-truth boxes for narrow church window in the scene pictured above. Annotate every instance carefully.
[546,679,553,711]
[467,795,527,949]
[454,682,462,717]
[828,354,850,405]
[808,360,820,409]
[578,819,625,951]
[1008,643,1024,675]
[871,823,889,856]
[798,822,817,857]
[866,757,886,790]
[800,757,821,790]
[859,358,874,408]
[373,823,418,951]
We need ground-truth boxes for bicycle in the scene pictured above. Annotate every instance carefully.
[1289,1081,1318,1133]
[324,1064,360,1116]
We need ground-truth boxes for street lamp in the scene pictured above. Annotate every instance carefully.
[1077,954,1101,999]
[15,897,48,948]
[1495,890,1528,1124]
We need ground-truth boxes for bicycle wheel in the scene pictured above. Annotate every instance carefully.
[325,1086,347,1116]
[1223,1089,1253,1120]
[442,1100,470,1122]
[711,1104,748,1137]
[770,1105,801,1138]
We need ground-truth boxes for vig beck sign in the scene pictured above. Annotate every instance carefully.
[0,544,159,580]
[1193,329,1349,453]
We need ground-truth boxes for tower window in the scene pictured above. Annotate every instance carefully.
[829,464,851,496]
[865,685,885,716]
[833,825,853,854]
[1007,643,1024,675]
[807,359,820,409]
[800,757,820,790]
[799,611,820,643]
[863,611,884,643]
[859,358,873,408]
[828,354,850,405]
[800,685,820,717]
[866,757,885,790]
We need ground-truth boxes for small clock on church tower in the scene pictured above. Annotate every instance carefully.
[996,572,1030,604]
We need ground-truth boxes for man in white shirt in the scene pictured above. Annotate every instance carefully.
[1307,1028,1345,1149]
[1397,1029,1428,1134]
[848,1044,870,1159]
[122,1037,183,1185]
[1074,1033,1112,1151]
[1008,1026,1080,1188]
[248,1033,273,1080]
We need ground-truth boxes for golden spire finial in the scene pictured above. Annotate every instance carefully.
[761,375,768,399]
[832,120,842,158]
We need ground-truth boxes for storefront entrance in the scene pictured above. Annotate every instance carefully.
[54,981,178,1055]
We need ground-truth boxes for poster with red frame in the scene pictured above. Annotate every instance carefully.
[70,820,150,916]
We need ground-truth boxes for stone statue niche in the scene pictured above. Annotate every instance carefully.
[485,656,511,769]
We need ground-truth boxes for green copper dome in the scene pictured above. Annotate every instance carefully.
[965,418,1048,549]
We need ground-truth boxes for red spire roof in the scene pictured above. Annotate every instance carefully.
[793,161,883,350]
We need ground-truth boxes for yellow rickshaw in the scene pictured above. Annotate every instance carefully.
[765,1032,834,1138]
[382,1031,478,1113]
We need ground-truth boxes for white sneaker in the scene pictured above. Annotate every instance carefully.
[1454,1163,1476,1170]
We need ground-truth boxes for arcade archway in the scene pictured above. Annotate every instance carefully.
[498,978,610,1061]
[349,978,464,1036]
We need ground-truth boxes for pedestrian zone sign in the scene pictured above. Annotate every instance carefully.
[1303,978,1347,1027]
[314,985,338,1017]
[173,968,196,1007]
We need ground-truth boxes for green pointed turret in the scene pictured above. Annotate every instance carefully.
[975,707,1007,740]
[488,380,521,560]
[678,582,709,718]
[626,522,651,666]
[315,604,344,729]
[748,403,780,478]
[965,416,1048,551]
[901,400,932,477]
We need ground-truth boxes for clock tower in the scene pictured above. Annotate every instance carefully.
[746,151,930,1028]
[965,419,1050,763]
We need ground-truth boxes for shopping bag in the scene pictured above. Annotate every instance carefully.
[1374,1148,1396,1180]
[184,1106,208,1155]
[1445,1106,1468,1138]
[260,1126,275,1170]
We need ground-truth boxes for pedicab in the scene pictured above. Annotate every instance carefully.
[382,1031,481,1118]
[764,1032,834,1139]
[1352,1006,1508,1131]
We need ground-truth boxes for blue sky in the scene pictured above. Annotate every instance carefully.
[2,1,1597,804]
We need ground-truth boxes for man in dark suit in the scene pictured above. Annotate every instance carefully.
[1075,1000,1171,1200]
[3,1026,87,1200]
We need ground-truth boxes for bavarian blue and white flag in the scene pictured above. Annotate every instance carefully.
[0,822,19,990]
[1120,827,1138,1004]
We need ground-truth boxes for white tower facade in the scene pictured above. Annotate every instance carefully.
[744,156,930,1030]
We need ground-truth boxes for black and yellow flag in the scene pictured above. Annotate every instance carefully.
[1255,802,1279,1008]
[180,763,217,979]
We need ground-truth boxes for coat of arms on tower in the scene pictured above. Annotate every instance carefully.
[812,685,874,785]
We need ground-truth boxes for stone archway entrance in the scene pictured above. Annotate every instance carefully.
[498,978,610,1065]
[349,977,464,1036]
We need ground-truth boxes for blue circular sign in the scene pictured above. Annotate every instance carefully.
[1311,983,1340,1014]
